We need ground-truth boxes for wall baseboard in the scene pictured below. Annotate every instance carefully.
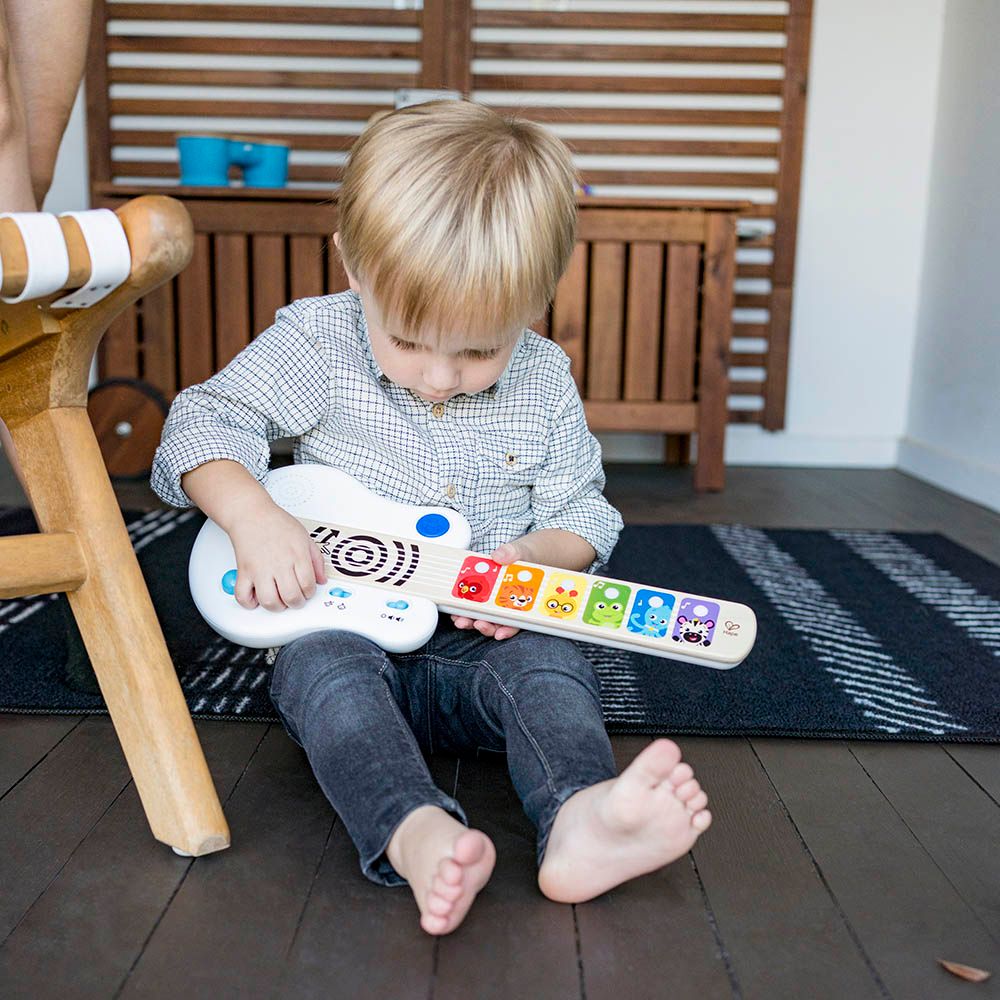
[897,436,1000,514]
[596,428,900,467]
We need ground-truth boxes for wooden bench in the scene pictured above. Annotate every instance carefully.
[93,189,737,490]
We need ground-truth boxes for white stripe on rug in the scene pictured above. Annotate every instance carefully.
[833,530,1000,657]
[711,524,968,735]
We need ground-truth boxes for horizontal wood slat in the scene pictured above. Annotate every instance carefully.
[108,4,420,26]
[474,74,783,96]
[577,209,705,243]
[109,68,411,94]
[108,37,419,58]
[486,105,783,127]
[474,11,786,32]
[584,401,698,433]
[110,98,400,120]
[112,131,778,160]
[474,43,786,64]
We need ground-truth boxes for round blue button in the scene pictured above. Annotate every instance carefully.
[416,513,450,538]
[221,569,238,595]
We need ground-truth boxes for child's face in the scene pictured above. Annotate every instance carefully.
[336,236,521,402]
[365,304,520,402]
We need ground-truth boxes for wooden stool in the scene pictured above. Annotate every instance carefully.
[0,196,230,856]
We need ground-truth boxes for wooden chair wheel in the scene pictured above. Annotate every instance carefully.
[87,378,168,479]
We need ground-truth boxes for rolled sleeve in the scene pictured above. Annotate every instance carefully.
[530,383,624,571]
[150,304,332,507]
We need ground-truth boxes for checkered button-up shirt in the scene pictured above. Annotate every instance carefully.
[151,290,623,569]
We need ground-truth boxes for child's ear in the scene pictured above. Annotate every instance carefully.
[331,232,361,293]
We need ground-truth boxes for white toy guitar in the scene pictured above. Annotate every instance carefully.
[189,464,757,669]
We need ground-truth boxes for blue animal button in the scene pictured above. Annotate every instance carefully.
[328,586,353,599]
[626,589,677,639]
[415,513,450,538]
[386,599,409,610]
[221,569,238,595]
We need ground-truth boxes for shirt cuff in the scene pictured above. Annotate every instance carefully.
[532,501,624,574]
[150,428,271,508]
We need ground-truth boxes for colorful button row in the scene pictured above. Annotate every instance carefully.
[450,557,720,647]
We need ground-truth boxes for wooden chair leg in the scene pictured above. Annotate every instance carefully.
[11,407,230,856]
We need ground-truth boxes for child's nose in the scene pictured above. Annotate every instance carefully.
[425,359,461,392]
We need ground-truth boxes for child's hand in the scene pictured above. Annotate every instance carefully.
[450,539,528,639]
[226,501,326,612]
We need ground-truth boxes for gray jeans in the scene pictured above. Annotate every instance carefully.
[269,614,616,885]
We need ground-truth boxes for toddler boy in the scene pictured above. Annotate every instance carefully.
[152,101,710,935]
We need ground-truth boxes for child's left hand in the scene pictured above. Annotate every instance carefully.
[450,540,526,640]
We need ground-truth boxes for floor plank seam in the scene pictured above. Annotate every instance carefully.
[746,740,893,999]
[845,743,1000,948]
[688,851,742,999]
[0,715,88,802]
[939,745,1000,807]
[112,723,272,998]
[571,904,587,1000]
[280,815,339,970]
[0,769,134,953]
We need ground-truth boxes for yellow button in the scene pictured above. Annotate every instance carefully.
[444,483,456,499]
[431,403,445,419]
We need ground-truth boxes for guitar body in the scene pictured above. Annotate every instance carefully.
[189,464,757,668]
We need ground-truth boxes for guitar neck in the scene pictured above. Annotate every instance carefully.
[300,516,756,668]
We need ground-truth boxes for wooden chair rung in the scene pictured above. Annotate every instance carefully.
[0,533,88,598]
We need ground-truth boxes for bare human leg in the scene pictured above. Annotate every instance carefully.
[0,0,93,489]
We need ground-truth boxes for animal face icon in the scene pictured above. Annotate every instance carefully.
[497,582,535,610]
[544,586,579,618]
[451,557,501,604]
[583,581,631,629]
[494,564,543,612]
[630,606,672,638]
[672,615,715,646]
[457,576,489,599]
[540,574,588,620]
[588,600,625,627]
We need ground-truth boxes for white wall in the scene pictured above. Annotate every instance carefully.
[721,0,947,468]
[898,0,1000,513]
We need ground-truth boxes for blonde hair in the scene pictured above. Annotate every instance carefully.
[336,100,578,343]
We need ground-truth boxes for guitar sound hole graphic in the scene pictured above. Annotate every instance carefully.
[325,532,421,587]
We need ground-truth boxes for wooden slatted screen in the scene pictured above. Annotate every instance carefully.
[468,1,812,429]
[87,0,808,430]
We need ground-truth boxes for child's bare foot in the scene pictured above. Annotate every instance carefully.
[386,805,496,935]
[537,739,711,903]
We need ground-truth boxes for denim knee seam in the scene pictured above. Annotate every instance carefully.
[479,659,558,797]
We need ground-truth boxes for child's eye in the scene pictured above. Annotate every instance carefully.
[390,336,420,352]
[462,348,500,361]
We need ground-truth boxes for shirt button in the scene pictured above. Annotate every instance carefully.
[444,483,456,499]
[431,403,445,419]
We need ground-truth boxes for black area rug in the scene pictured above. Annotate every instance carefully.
[2,506,998,741]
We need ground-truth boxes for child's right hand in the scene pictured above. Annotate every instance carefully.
[226,501,326,612]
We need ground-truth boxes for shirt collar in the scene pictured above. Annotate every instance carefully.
[354,290,523,400]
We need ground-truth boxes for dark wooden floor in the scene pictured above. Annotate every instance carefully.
[1,458,998,999]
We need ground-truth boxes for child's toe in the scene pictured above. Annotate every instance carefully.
[667,762,694,788]
[686,790,709,814]
[433,875,464,901]
[421,912,449,935]
[439,858,463,885]
[427,893,454,917]
[692,809,712,832]
[674,777,700,802]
